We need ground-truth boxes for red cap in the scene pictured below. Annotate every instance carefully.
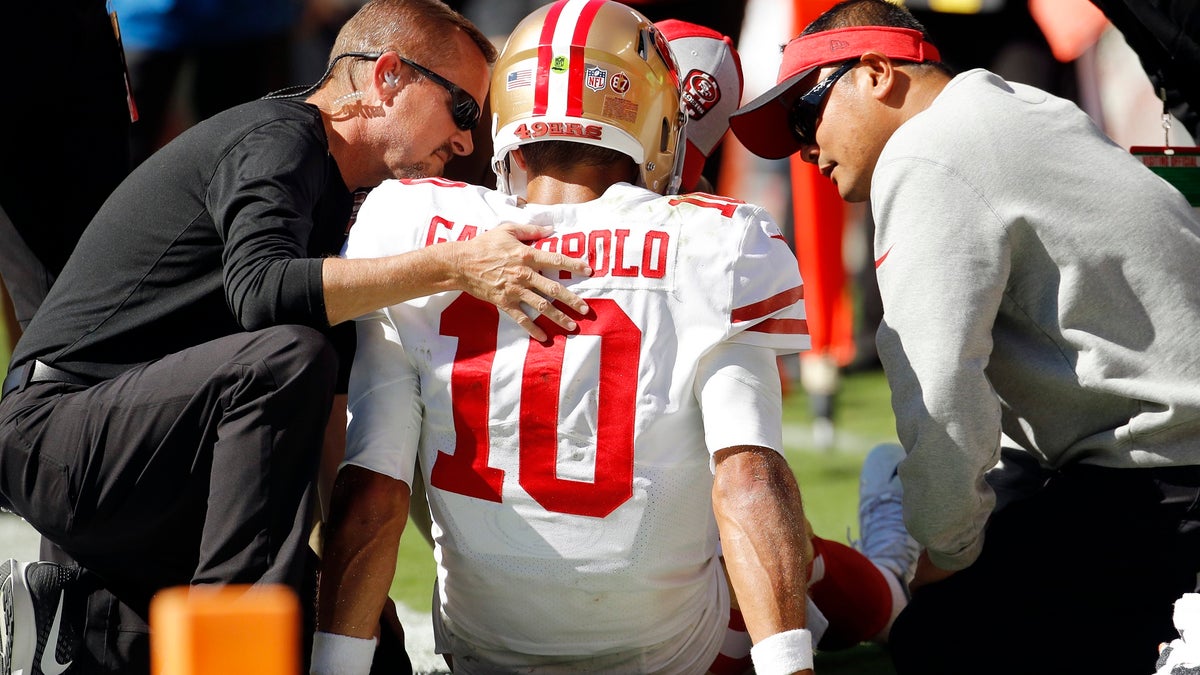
[657,19,743,191]
[729,26,940,159]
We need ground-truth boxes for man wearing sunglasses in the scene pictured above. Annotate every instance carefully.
[730,0,1200,674]
[0,1,594,673]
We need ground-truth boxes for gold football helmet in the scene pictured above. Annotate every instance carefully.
[490,0,687,195]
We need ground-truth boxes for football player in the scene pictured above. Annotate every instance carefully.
[313,3,913,674]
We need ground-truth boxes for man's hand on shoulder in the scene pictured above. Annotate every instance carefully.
[452,223,592,342]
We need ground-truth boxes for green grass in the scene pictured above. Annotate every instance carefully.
[390,360,901,674]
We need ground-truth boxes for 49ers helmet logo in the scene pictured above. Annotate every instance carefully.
[681,69,720,121]
[512,121,604,140]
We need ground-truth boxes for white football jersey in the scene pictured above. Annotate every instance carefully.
[343,178,808,658]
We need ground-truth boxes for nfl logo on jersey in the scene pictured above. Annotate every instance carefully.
[585,65,607,92]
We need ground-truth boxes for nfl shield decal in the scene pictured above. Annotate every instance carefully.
[585,65,608,92]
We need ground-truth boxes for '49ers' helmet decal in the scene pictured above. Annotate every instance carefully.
[490,0,687,196]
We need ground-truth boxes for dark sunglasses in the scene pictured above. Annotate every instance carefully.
[397,56,482,131]
[788,59,858,147]
[341,51,482,131]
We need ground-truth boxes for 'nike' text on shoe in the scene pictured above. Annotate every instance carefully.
[0,559,81,675]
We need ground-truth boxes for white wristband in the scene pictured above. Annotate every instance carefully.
[750,628,814,675]
[310,631,376,675]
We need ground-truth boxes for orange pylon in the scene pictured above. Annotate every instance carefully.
[150,584,300,675]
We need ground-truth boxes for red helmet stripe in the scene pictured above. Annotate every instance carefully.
[532,0,567,115]
[566,0,605,116]
[532,0,606,117]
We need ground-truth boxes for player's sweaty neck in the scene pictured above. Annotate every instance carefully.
[524,163,636,205]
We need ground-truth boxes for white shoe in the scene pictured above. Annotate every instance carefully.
[855,444,919,584]
[1,559,81,675]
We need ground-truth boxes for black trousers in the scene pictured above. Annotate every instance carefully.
[890,462,1200,675]
[0,326,336,672]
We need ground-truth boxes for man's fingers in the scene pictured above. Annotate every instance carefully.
[504,306,549,342]
[499,287,582,340]
[461,224,594,336]
[533,300,579,335]
[528,273,588,316]
[530,247,592,279]
[486,221,592,280]
[502,221,553,242]
[515,288,579,336]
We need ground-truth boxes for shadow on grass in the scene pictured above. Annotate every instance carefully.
[816,642,898,674]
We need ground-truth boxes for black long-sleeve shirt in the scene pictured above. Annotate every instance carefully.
[11,99,354,381]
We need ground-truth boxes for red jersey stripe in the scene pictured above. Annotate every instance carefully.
[731,285,804,323]
[744,318,810,335]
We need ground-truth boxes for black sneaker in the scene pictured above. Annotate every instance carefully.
[1,559,81,675]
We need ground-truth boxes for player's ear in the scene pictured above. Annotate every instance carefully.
[511,147,529,171]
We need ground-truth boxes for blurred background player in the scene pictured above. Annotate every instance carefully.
[0,2,133,342]
[109,0,303,167]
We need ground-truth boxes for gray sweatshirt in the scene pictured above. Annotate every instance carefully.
[872,68,1200,570]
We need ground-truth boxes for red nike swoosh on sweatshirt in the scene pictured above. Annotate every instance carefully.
[874,244,894,268]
